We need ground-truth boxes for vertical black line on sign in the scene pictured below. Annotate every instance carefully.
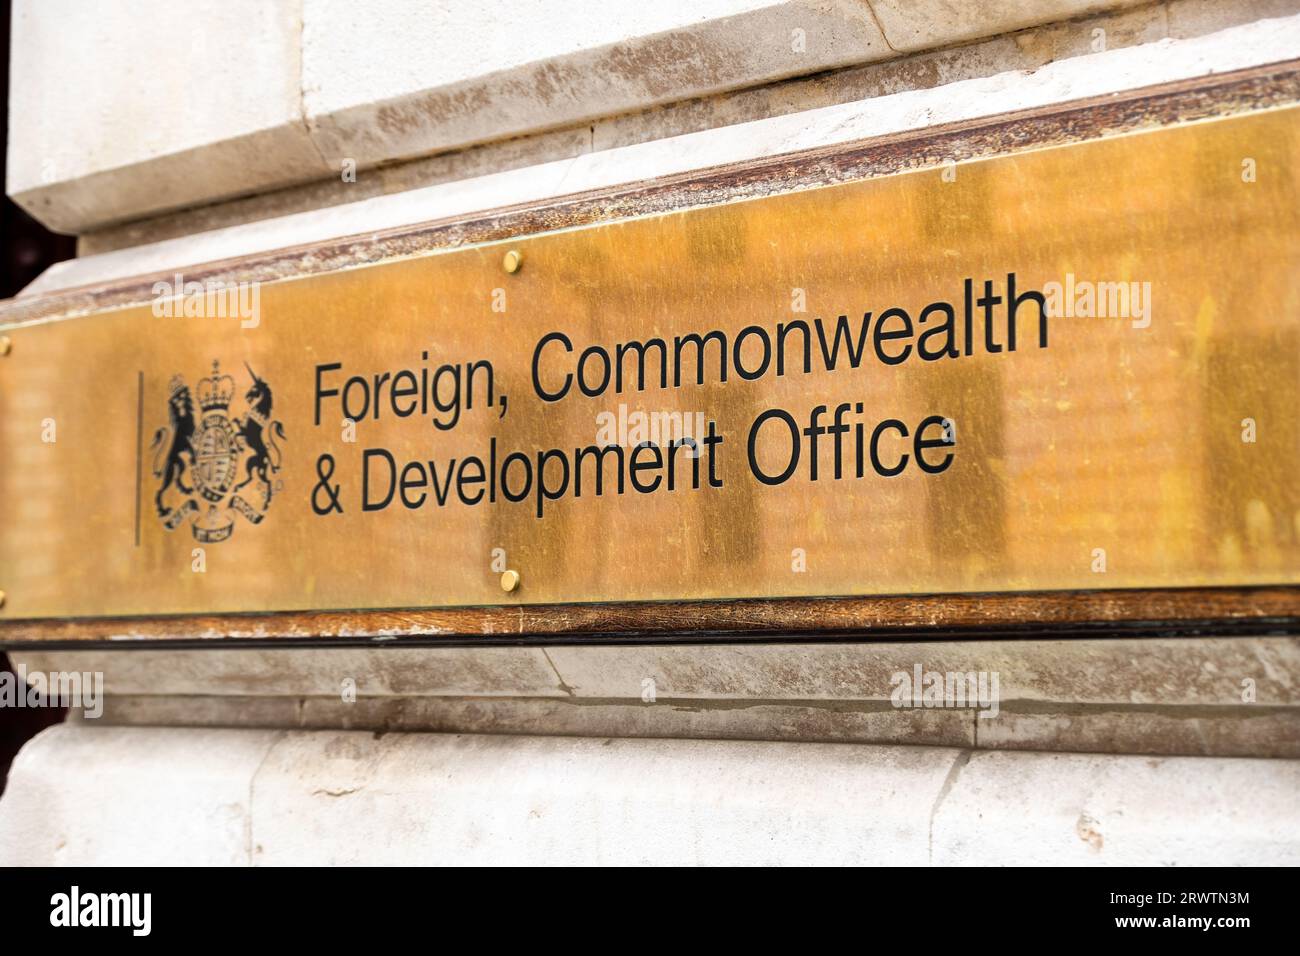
[135,370,143,547]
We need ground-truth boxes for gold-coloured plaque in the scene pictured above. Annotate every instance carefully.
[1,107,1298,620]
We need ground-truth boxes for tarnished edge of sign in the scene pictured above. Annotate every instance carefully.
[2,58,1299,330]
[1,587,1297,648]
[2,62,1299,644]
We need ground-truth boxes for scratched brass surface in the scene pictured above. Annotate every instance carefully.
[1,107,1299,621]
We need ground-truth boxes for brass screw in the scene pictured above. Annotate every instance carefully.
[500,569,520,593]
[502,250,523,274]
[0,336,11,356]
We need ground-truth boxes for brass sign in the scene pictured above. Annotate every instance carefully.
[1,107,1298,620]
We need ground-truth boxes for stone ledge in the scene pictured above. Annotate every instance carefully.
[77,0,1291,256]
[86,693,1300,758]
[17,637,1298,702]
[12,0,1280,235]
[870,0,1147,52]
[13,636,1300,757]
[12,0,895,233]
[300,0,892,170]
[16,11,1300,297]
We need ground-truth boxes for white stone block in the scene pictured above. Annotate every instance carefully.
[0,724,282,865]
[6,0,331,232]
[6,0,890,233]
[933,750,1300,865]
[250,730,957,865]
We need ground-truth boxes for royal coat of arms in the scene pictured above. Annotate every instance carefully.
[151,360,286,542]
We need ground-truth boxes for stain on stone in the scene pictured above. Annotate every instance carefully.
[1076,812,1104,851]
[312,787,361,798]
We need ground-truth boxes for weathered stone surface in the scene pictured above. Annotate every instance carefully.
[933,749,1300,865]
[251,730,958,865]
[976,706,1300,758]
[869,0,1149,52]
[0,723,282,865]
[1167,0,1300,36]
[21,636,1298,705]
[8,0,891,233]
[16,636,1299,757]
[23,12,1300,294]
[301,0,890,168]
[15,0,1294,237]
[3,725,1296,864]
[91,693,981,747]
[12,646,571,698]
[77,0,1282,255]
[7,0,330,233]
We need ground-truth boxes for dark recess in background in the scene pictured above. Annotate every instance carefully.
[1,0,75,795]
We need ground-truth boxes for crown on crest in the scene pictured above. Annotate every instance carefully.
[196,360,235,413]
